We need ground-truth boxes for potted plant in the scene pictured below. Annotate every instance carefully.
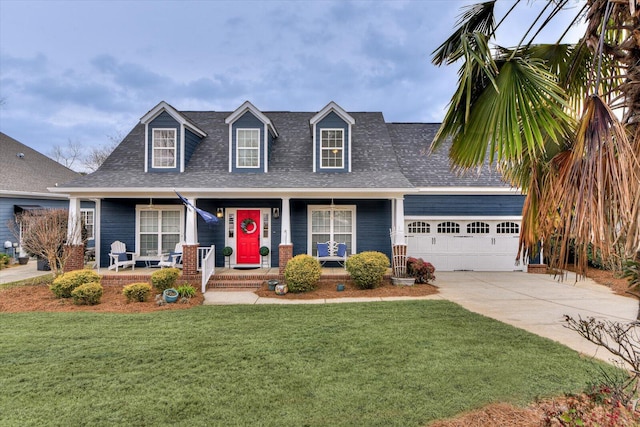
[163,288,179,303]
[222,246,233,268]
[260,246,270,267]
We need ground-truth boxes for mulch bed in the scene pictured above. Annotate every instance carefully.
[0,283,204,313]
[254,278,438,299]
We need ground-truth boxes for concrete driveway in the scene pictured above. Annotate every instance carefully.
[431,271,638,364]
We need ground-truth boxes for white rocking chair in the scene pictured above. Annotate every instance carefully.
[108,240,136,272]
[158,243,183,269]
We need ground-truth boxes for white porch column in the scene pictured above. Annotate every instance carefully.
[67,197,82,245]
[185,197,198,245]
[393,197,405,245]
[280,197,291,244]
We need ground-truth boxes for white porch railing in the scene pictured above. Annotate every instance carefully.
[201,245,215,293]
[197,246,212,271]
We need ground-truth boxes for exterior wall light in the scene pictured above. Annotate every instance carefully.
[216,208,224,218]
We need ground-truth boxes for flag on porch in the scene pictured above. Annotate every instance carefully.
[175,191,219,226]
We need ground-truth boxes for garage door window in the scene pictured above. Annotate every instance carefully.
[408,221,430,234]
[467,221,490,234]
[437,221,460,234]
[497,222,519,234]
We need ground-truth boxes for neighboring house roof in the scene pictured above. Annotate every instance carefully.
[387,123,509,188]
[55,104,511,195]
[0,132,80,195]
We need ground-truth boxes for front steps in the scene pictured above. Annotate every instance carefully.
[206,272,282,290]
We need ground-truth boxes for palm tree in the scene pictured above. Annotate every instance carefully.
[432,0,640,274]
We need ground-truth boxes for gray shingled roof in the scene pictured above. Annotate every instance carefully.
[387,123,509,187]
[0,132,80,193]
[59,109,508,191]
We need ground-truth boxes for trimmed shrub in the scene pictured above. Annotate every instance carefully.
[176,284,197,298]
[71,282,103,305]
[151,268,180,292]
[50,269,101,298]
[123,282,152,302]
[284,254,322,293]
[346,251,390,289]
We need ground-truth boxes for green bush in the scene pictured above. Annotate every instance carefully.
[624,259,640,292]
[50,269,101,298]
[176,284,197,298]
[284,254,322,293]
[123,283,152,302]
[0,253,10,269]
[151,268,180,292]
[346,251,390,289]
[71,282,103,305]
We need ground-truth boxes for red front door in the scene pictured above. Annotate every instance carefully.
[236,209,261,264]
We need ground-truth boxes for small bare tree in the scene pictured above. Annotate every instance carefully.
[8,209,83,276]
[565,315,640,406]
[84,141,118,172]
[50,139,83,170]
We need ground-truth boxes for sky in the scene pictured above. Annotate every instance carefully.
[0,0,586,171]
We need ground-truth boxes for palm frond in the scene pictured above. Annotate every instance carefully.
[538,95,640,274]
[438,57,571,169]
[432,1,496,66]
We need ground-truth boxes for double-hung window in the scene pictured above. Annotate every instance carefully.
[236,129,260,168]
[152,129,177,168]
[80,208,95,240]
[137,206,183,257]
[309,205,354,256]
[320,129,344,168]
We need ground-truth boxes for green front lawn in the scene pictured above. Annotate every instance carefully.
[0,301,615,426]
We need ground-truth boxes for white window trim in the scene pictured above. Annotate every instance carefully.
[307,205,356,255]
[235,128,260,169]
[135,205,185,257]
[80,208,95,240]
[319,128,344,169]
[152,128,177,169]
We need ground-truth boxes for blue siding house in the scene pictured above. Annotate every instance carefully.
[53,101,525,273]
[0,132,90,261]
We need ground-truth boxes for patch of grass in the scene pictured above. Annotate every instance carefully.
[0,273,53,290]
[0,301,619,426]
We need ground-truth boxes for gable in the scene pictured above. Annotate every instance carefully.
[141,101,206,173]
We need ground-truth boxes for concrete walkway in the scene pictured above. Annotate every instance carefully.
[0,260,50,285]
[204,271,638,364]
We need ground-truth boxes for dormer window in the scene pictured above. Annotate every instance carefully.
[321,129,344,169]
[236,129,260,168]
[141,101,206,173]
[225,101,278,173]
[310,102,355,173]
[152,129,177,168]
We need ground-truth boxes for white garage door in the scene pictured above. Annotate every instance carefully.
[405,219,523,271]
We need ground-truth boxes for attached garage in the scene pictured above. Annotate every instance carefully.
[405,218,523,271]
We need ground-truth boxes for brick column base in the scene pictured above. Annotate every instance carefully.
[279,244,293,275]
[182,244,199,276]
[63,244,85,272]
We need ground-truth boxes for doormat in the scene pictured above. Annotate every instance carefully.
[233,267,260,270]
